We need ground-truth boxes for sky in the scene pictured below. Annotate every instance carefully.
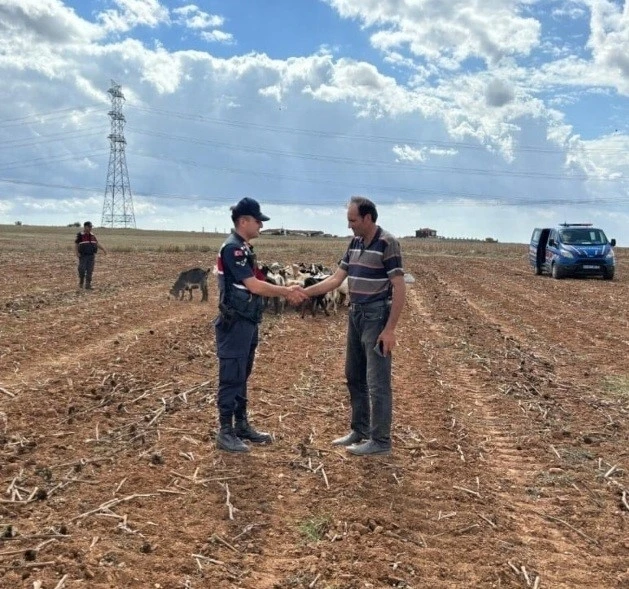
[1,0,629,244]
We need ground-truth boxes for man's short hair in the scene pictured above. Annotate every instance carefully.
[84,221,93,228]
[349,196,378,222]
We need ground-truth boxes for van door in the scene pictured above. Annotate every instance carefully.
[545,229,558,271]
[537,228,550,274]
[529,229,541,270]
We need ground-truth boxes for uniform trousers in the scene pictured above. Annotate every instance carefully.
[78,254,96,285]
[214,315,258,427]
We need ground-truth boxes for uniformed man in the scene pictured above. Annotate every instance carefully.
[74,221,107,289]
[214,198,307,453]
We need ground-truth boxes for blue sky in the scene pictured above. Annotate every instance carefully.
[1,0,628,243]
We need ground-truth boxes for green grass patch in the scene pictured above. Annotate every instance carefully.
[602,375,629,398]
[297,515,330,542]
[561,447,594,465]
[109,245,136,253]
[535,470,575,488]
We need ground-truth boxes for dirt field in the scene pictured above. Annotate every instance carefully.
[0,226,627,588]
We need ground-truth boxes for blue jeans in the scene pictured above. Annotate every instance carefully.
[345,301,392,444]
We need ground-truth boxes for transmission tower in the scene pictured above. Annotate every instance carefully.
[101,80,136,228]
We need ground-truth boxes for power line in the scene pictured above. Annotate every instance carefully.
[131,127,626,184]
[1,103,627,208]
[2,174,628,207]
[3,103,627,159]
[0,128,102,150]
[0,150,107,173]
[126,103,629,156]
[0,106,100,129]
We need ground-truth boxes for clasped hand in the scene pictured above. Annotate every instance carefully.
[285,285,309,306]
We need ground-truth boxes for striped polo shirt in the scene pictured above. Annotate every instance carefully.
[339,226,404,304]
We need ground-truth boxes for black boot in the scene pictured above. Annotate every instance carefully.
[216,425,249,453]
[234,420,272,444]
[85,281,92,290]
[79,277,84,288]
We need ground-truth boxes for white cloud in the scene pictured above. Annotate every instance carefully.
[393,144,458,162]
[485,77,516,107]
[171,4,232,44]
[0,200,14,214]
[98,0,170,34]
[0,0,102,44]
[173,5,224,29]
[587,0,629,82]
[5,196,100,217]
[200,30,233,44]
[568,131,629,183]
[324,0,541,68]
[552,2,588,20]
[138,45,186,94]
[130,197,157,215]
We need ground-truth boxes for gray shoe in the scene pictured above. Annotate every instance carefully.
[234,420,272,444]
[331,430,366,447]
[216,427,250,453]
[346,439,391,456]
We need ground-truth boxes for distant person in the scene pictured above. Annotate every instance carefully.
[303,196,406,456]
[214,197,308,453]
[74,221,107,289]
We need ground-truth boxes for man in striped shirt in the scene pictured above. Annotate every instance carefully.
[304,196,406,456]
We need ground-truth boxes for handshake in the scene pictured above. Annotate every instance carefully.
[284,284,311,306]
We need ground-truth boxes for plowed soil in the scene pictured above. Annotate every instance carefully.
[1,230,627,589]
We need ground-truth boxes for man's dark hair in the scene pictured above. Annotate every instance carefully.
[349,196,378,222]
[83,221,93,228]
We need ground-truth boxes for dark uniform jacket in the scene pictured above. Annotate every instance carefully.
[216,232,265,324]
[75,231,99,256]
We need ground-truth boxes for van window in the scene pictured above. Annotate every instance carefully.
[531,229,541,242]
[560,228,607,245]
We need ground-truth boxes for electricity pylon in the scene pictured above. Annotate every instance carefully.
[101,80,136,228]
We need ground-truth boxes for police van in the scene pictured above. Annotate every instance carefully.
[529,223,616,280]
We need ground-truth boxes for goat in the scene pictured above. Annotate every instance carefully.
[169,267,209,301]
[259,264,286,314]
[300,275,330,318]
[336,276,349,307]
[317,276,349,315]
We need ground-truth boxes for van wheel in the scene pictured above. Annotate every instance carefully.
[551,263,563,279]
[603,268,615,280]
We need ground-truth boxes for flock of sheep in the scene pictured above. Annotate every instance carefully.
[169,261,349,318]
